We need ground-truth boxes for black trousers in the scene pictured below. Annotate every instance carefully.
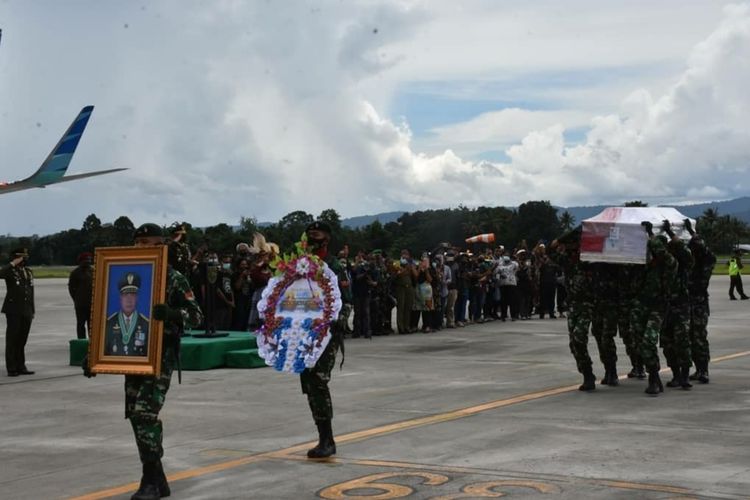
[499,285,519,319]
[5,314,32,374]
[75,304,90,339]
[353,295,371,338]
[539,284,556,317]
[729,275,747,298]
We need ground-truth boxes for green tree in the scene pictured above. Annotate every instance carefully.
[204,223,236,254]
[238,216,258,237]
[82,214,102,233]
[559,210,576,231]
[513,201,561,245]
[113,216,135,245]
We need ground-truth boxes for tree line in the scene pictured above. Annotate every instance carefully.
[1,201,747,265]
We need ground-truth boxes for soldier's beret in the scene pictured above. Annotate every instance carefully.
[305,221,332,234]
[12,247,29,258]
[169,222,187,235]
[118,272,141,294]
[134,223,163,239]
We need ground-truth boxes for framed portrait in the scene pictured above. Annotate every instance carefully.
[88,246,168,376]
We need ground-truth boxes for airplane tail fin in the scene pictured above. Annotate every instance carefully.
[25,106,94,184]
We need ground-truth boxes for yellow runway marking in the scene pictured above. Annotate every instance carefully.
[70,455,268,500]
[69,349,750,499]
[277,455,698,497]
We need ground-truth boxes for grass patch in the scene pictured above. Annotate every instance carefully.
[712,255,750,275]
[30,266,74,279]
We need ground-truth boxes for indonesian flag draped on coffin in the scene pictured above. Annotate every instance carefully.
[580,207,695,264]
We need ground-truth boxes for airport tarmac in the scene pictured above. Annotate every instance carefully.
[0,276,748,499]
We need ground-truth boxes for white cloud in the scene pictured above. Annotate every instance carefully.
[367,2,750,208]
[0,0,746,236]
[425,108,592,157]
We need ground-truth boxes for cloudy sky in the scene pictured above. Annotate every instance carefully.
[0,1,748,235]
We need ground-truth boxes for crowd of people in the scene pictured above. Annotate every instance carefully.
[149,228,574,338]
[0,216,740,499]
[154,219,723,399]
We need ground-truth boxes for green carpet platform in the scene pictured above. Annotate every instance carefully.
[69,331,267,370]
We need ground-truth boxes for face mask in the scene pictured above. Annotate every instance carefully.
[222,263,231,270]
[400,258,408,265]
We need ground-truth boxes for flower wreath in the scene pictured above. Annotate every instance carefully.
[256,234,342,373]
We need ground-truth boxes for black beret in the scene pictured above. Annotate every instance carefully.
[305,221,332,234]
[134,223,164,239]
[12,248,29,258]
[118,272,141,293]
[169,222,187,235]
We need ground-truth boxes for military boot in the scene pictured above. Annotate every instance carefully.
[156,459,171,497]
[607,364,619,386]
[645,367,664,396]
[680,365,693,390]
[690,360,710,384]
[600,364,619,386]
[307,419,337,458]
[666,366,681,388]
[689,362,700,381]
[629,356,646,379]
[697,361,710,384]
[131,462,160,500]
[579,367,596,392]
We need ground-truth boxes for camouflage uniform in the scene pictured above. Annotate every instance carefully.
[300,255,345,422]
[591,264,618,370]
[551,250,596,374]
[660,239,693,371]
[168,241,192,277]
[636,238,677,371]
[126,267,202,463]
[617,265,645,371]
[688,236,716,369]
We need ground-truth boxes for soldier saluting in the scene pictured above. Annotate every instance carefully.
[167,222,191,276]
[1,248,35,377]
[104,272,150,356]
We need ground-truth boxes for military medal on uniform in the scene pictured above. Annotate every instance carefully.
[118,311,138,355]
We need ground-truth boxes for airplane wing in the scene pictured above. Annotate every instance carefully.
[0,106,127,194]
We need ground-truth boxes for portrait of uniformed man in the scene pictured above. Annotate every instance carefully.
[104,271,150,356]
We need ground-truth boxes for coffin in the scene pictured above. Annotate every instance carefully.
[580,207,695,264]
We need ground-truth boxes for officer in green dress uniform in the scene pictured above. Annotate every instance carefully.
[1,248,35,377]
[104,273,151,356]
[83,223,203,500]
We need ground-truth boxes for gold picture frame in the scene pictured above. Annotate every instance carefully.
[88,246,168,376]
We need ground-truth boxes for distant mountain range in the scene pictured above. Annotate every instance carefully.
[337,197,750,229]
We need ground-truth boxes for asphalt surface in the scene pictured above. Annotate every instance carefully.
[0,276,748,500]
